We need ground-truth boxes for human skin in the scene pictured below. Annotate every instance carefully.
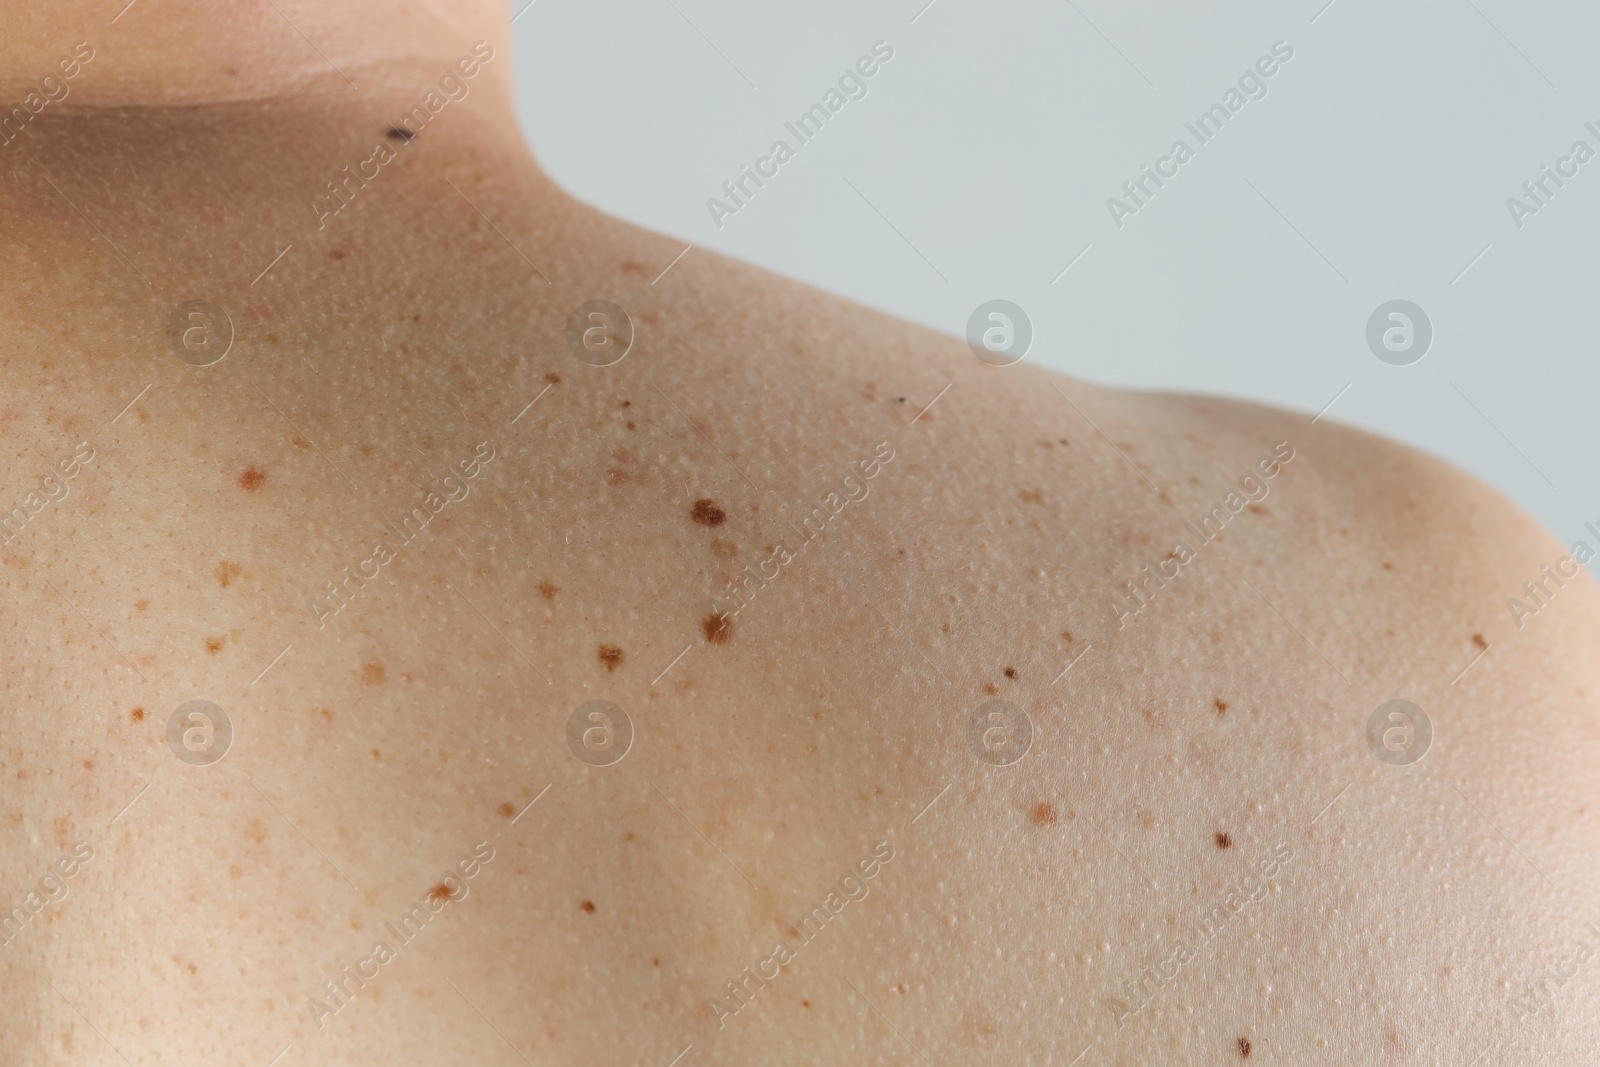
[2,3,1599,1065]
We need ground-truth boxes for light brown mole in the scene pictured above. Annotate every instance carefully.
[545,372,561,384]
[130,707,144,722]
[238,467,266,492]
[1031,802,1057,827]
[427,883,452,905]
[205,636,224,654]
[537,581,559,601]
[498,802,515,818]
[214,561,242,588]
[135,600,149,612]
[361,662,386,685]
[598,644,624,671]
[1472,632,1488,649]
[580,900,596,913]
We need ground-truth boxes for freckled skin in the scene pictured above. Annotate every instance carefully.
[3,5,1600,1066]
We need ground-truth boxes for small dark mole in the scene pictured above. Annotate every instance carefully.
[328,248,347,260]
[691,498,727,526]
[625,832,636,842]
[497,802,515,818]
[205,636,224,654]
[621,399,631,407]
[427,883,452,905]
[537,581,559,601]
[1246,504,1267,516]
[598,644,624,671]
[579,900,597,914]
[238,467,267,492]
[1238,1036,1251,1057]
[1062,630,1073,643]
[1003,666,1017,679]
[1472,632,1487,649]
[1214,698,1228,715]
[386,126,414,140]
[702,612,734,644]
[545,372,561,384]
[653,957,660,966]
[801,999,812,1008]
[1031,802,1057,827]
[895,397,906,404]
[1215,831,1232,850]
[131,707,144,722]
[412,313,422,321]
[1382,562,1393,570]
[626,421,637,430]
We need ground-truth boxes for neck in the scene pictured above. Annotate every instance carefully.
[0,0,513,111]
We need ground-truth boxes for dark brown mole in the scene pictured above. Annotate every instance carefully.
[545,372,561,384]
[1003,666,1017,679]
[497,802,515,818]
[702,612,734,644]
[238,467,266,492]
[1214,698,1228,715]
[598,644,624,671]
[130,707,144,722]
[1472,632,1488,649]
[691,498,727,526]
[580,900,596,914]
[1238,1036,1251,1057]
[386,126,414,141]
[1215,831,1232,850]
[620,399,631,407]
[427,883,452,905]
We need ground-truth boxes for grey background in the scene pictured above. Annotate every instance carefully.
[509,0,1599,558]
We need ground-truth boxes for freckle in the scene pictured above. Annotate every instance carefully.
[386,126,414,141]
[606,468,629,485]
[1383,562,1393,570]
[1059,438,1068,446]
[1247,504,1268,515]
[1472,632,1487,649]
[1062,630,1073,642]
[361,662,386,685]
[187,962,197,974]
[428,883,452,905]
[1019,489,1044,505]
[372,748,381,762]
[1031,802,1057,827]
[135,600,149,612]
[691,498,727,526]
[653,957,660,966]
[1003,666,1016,679]
[580,900,596,913]
[620,260,650,276]
[537,581,559,601]
[545,372,561,384]
[215,561,242,588]
[320,708,333,722]
[702,613,733,644]
[245,819,268,844]
[238,467,266,492]
[983,683,998,695]
[1215,832,1232,849]
[710,539,738,559]
[131,707,144,722]
[83,760,94,770]
[497,802,515,818]
[625,832,636,841]
[1238,1036,1251,1057]
[1214,698,1227,715]
[621,399,631,407]
[802,999,812,1008]
[328,249,347,260]
[598,644,624,671]
[229,865,242,880]
[205,636,224,654]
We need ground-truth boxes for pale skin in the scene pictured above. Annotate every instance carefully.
[2,3,1598,1064]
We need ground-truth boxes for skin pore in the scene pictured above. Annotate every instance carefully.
[3,2,1600,1064]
